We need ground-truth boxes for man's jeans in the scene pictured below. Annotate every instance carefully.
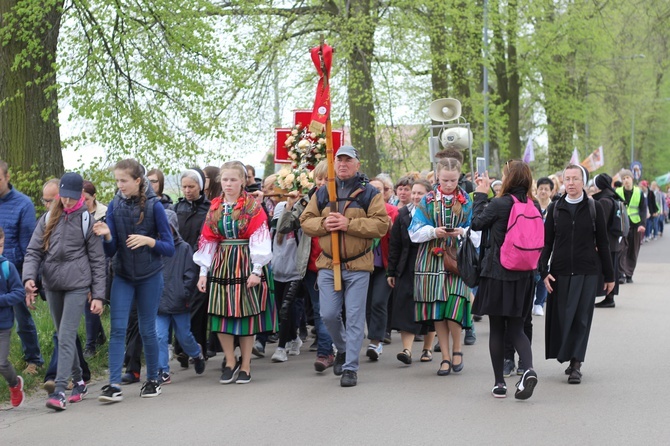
[13,300,43,365]
[318,269,370,372]
[303,270,333,357]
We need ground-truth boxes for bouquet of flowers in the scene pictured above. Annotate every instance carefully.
[276,167,315,194]
[285,124,326,169]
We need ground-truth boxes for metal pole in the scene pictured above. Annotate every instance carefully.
[483,0,489,167]
[630,111,635,165]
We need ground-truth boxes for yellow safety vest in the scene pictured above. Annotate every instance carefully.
[616,186,641,224]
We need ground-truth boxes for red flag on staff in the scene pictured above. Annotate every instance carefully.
[310,42,342,291]
[309,44,333,134]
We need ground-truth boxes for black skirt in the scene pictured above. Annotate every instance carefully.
[545,274,598,363]
[390,248,433,335]
[471,276,535,318]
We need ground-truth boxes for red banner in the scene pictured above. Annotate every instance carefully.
[309,44,333,134]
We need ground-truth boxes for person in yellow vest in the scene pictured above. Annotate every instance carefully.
[616,169,647,284]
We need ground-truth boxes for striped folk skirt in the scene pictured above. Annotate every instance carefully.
[208,240,277,336]
[413,239,472,328]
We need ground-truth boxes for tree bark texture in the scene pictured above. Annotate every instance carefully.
[0,1,64,179]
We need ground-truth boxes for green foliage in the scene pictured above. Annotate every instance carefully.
[8,165,52,212]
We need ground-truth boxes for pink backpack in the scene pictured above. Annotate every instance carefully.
[500,195,544,271]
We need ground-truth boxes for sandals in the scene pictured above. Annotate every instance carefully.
[437,360,451,376]
[452,352,464,373]
[396,349,412,365]
[420,349,433,362]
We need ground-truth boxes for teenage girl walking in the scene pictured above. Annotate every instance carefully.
[93,159,175,402]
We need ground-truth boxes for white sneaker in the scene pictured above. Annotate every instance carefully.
[288,337,303,356]
[271,347,288,362]
[532,305,544,316]
[366,343,383,361]
[168,345,174,361]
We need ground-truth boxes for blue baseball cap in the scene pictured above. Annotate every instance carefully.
[59,172,83,200]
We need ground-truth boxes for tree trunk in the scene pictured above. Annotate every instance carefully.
[0,1,63,179]
[345,0,380,175]
[506,0,521,159]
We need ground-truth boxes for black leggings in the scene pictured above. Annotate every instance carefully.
[489,316,533,384]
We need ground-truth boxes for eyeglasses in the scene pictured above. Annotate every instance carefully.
[149,179,159,184]
[383,187,391,192]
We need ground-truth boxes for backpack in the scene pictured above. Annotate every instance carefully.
[500,195,545,271]
[45,210,91,239]
[609,197,630,238]
[0,260,8,284]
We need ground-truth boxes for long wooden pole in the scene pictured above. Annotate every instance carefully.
[325,117,342,291]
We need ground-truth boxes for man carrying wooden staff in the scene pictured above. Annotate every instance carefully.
[300,145,389,387]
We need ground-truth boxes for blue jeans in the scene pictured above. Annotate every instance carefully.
[304,270,333,357]
[13,300,44,365]
[156,312,200,373]
[318,268,370,372]
[108,273,163,384]
[534,273,548,307]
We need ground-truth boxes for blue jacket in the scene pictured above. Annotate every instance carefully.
[0,185,37,270]
[103,186,175,281]
[0,256,25,330]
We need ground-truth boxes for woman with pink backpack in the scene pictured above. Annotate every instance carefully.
[471,160,542,400]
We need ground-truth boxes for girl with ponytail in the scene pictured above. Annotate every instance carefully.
[93,158,175,402]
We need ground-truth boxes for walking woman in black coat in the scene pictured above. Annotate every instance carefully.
[540,165,614,385]
[471,161,538,400]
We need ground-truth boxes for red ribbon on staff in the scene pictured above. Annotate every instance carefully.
[309,44,333,134]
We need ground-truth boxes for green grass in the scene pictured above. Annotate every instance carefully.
[0,302,111,403]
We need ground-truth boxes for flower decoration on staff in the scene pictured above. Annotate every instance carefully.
[276,167,315,194]
[431,247,445,257]
[284,124,327,169]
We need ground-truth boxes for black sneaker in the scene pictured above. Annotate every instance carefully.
[194,354,206,375]
[99,384,123,403]
[267,333,279,344]
[139,380,162,398]
[176,352,189,369]
[492,383,507,398]
[503,359,516,378]
[515,369,538,400]
[309,339,318,352]
[220,361,241,384]
[333,352,346,376]
[340,370,357,387]
[236,371,251,384]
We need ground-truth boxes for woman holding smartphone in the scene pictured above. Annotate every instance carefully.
[409,158,473,376]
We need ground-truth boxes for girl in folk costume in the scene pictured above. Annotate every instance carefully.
[194,161,277,385]
[409,158,473,376]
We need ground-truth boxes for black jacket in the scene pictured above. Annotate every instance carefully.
[592,188,624,253]
[387,206,418,278]
[173,194,210,251]
[159,215,198,314]
[539,192,614,282]
[471,188,537,281]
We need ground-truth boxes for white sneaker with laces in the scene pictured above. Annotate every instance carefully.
[288,337,303,356]
[532,305,544,316]
[272,347,288,362]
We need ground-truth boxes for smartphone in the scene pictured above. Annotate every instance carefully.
[476,157,487,177]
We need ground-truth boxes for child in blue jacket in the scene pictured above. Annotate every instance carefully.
[0,227,27,407]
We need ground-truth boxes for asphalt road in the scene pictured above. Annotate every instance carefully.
[2,234,669,445]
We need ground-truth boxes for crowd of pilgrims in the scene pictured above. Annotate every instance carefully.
[1,145,660,410]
